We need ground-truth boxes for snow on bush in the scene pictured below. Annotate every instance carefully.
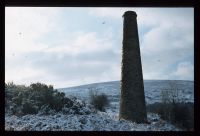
[5,90,181,131]
[5,112,181,131]
[5,95,181,131]
[89,88,109,112]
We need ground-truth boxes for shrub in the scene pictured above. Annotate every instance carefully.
[5,82,29,102]
[38,105,56,115]
[89,88,109,112]
[172,102,194,130]
[147,102,193,130]
[29,83,66,112]
[21,100,38,114]
[147,102,174,121]
[160,81,182,121]
[147,81,194,130]
[30,83,54,106]
[5,82,96,116]
[147,81,193,130]
[5,82,59,115]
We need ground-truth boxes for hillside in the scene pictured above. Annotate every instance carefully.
[58,80,194,104]
[5,80,194,131]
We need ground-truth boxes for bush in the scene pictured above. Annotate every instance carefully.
[5,82,94,116]
[162,81,193,130]
[147,102,193,130]
[28,83,67,112]
[21,100,38,114]
[5,82,30,104]
[5,82,66,115]
[147,81,193,130]
[38,105,56,115]
[89,88,109,112]
[147,81,194,130]
[172,102,194,130]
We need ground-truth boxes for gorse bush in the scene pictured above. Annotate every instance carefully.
[5,82,77,115]
[21,100,38,114]
[5,82,95,116]
[89,88,109,112]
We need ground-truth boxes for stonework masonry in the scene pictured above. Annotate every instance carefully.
[119,11,147,123]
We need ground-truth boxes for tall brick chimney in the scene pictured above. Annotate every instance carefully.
[119,11,147,123]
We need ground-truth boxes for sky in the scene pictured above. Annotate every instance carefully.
[5,7,194,88]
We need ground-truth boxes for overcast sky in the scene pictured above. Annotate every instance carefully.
[5,7,194,88]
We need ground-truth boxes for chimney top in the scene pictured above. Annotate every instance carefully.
[123,11,137,18]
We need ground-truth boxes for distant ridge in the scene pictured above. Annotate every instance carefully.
[58,79,194,104]
[57,80,193,90]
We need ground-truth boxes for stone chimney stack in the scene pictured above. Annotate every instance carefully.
[119,11,147,123]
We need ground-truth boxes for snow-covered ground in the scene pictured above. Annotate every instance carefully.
[5,111,181,131]
[5,80,193,131]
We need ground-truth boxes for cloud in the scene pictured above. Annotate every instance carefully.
[5,7,63,86]
[89,8,194,81]
[5,7,61,53]
[141,14,193,51]
[5,8,120,88]
[45,31,114,56]
[172,62,194,80]
[5,7,194,88]
[139,9,193,81]
[88,8,193,26]
[25,26,120,88]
